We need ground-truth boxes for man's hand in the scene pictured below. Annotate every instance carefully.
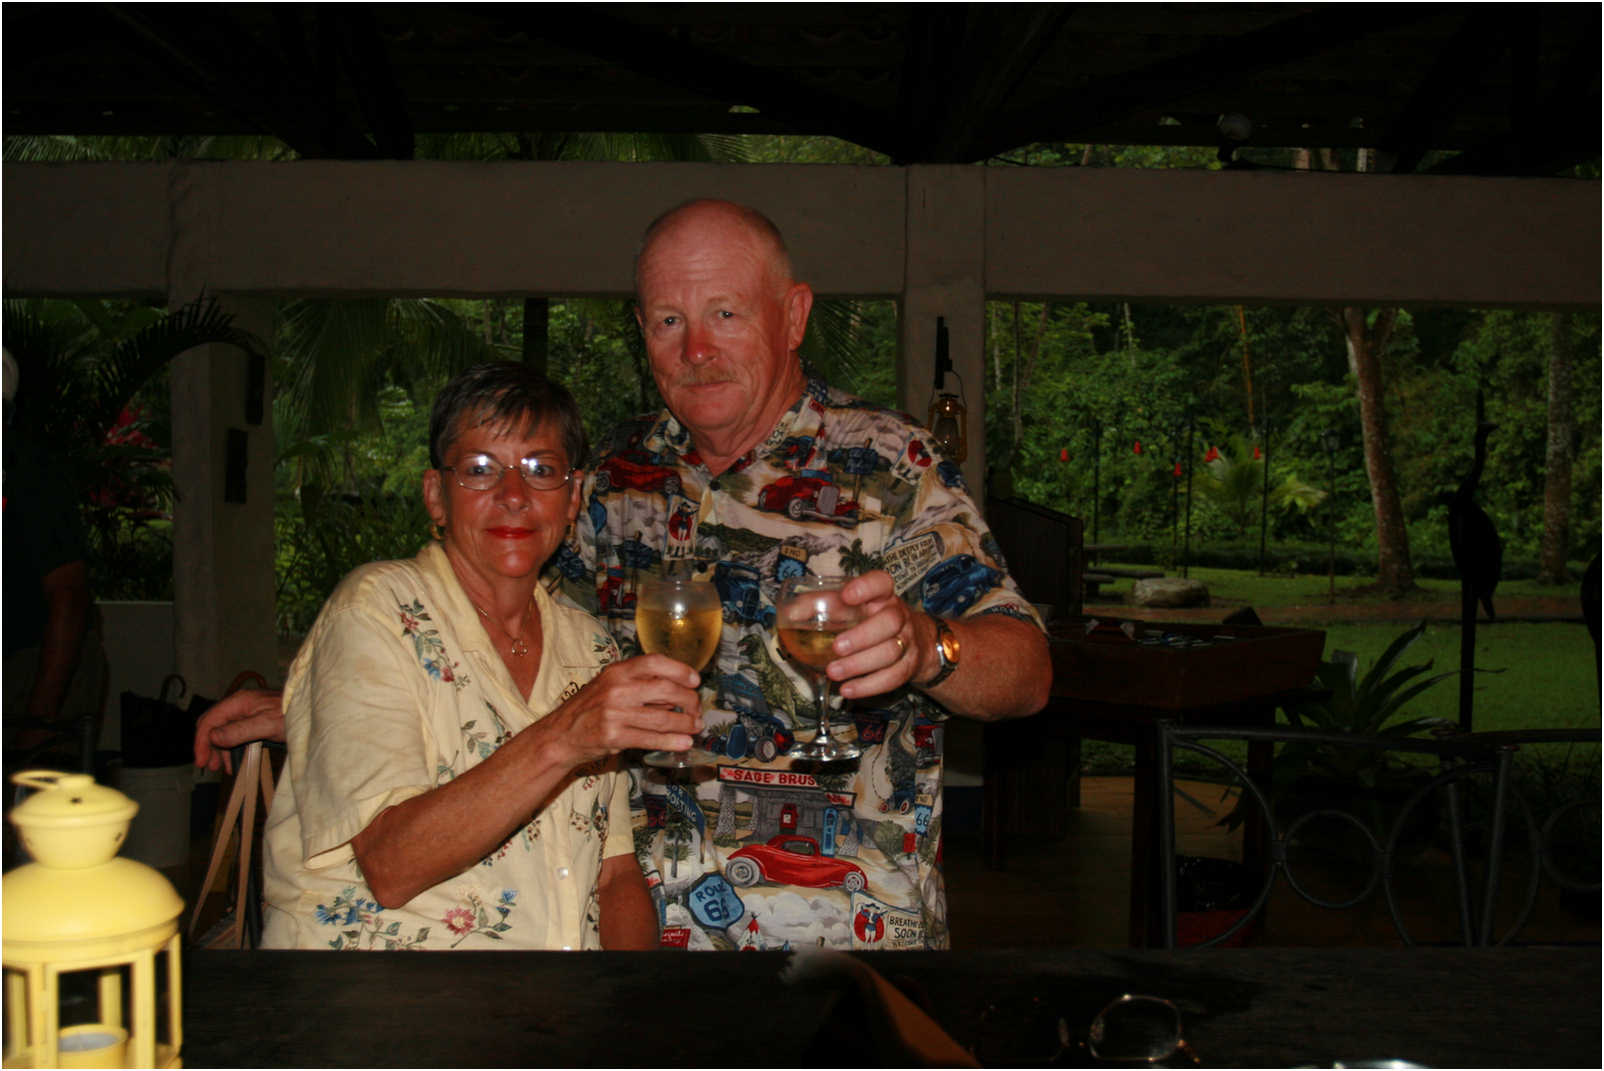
[827,569,1052,722]
[194,688,285,774]
[829,571,926,699]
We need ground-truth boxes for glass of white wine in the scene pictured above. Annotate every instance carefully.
[636,576,723,769]
[776,574,863,762]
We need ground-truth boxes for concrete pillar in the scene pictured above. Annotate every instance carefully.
[168,296,278,696]
[899,166,989,503]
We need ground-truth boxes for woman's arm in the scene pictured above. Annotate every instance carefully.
[597,853,658,949]
[351,654,702,908]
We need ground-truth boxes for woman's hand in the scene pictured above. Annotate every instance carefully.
[537,653,704,769]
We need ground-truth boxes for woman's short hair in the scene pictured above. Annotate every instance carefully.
[428,362,588,471]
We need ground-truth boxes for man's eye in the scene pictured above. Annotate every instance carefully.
[718,309,735,319]
[660,315,679,327]
[463,456,497,477]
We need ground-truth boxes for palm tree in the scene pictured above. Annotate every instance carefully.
[1196,433,1325,539]
[3,296,265,598]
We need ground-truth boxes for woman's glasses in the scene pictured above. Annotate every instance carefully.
[442,453,575,492]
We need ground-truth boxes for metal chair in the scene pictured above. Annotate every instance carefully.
[1155,721,1601,949]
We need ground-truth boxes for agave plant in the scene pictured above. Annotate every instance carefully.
[1219,621,1456,831]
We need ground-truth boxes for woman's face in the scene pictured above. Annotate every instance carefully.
[422,411,582,594]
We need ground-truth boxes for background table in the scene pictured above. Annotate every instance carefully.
[179,947,1600,1067]
[985,620,1325,945]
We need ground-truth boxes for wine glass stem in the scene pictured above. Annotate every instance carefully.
[815,673,833,743]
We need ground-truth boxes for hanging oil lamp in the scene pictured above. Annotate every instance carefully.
[4,770,184,1068]
[926,316,968,463]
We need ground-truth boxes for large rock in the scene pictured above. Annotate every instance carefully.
[1132,577,1210,608]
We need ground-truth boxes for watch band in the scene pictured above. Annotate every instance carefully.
[926,618,959,688]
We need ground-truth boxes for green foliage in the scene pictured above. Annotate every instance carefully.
[1196,433,1325,538]
[1218,622,1456,831]
[274,387,433,635]
[1283,622,1456,739]
[3,296,265,600]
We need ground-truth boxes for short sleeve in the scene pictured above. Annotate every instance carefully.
[286,599,435,871]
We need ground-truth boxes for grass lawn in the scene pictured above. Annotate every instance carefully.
[1078,566,1600,777]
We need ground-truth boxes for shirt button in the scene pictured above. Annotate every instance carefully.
[709,479,721,490]
[557,866,570,879]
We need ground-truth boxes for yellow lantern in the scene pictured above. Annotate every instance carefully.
[4,771,184,1068]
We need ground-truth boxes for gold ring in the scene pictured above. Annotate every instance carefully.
[893,635,906,656]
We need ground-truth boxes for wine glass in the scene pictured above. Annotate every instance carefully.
[637,576,724,769]
[776,575,863,762]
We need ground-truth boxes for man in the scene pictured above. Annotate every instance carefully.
[198,199,1052,950]
[4,348,104,765]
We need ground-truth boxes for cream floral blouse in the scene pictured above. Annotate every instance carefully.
[261,543,632,951]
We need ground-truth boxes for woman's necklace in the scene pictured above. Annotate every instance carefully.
[474,596,535,658]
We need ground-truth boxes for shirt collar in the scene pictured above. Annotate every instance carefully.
[645,377,827,470]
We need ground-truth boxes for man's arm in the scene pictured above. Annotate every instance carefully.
[26,560,91,721]
[598,852,659,949]
[194,688,286,773]
[831,571,1051,722]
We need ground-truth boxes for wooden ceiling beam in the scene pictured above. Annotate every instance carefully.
[496,4,905,159]
[1381,11,1508,174]
[971,5,1435,161]
[894,6,1077,164]
[1427,15,1601,176]
[100,3,378,158]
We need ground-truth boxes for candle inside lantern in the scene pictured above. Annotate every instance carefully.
[58,1023,129,1068]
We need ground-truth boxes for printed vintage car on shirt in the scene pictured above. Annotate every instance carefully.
[723,834,867,892]
[756,473,859,524]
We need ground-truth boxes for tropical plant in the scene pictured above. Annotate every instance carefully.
[3,296,265,599]
[1218,622,1457,832]
[1195,433,1325,538]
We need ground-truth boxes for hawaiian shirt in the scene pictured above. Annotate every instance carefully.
[261,542,633,951]
[556,378,1041,950]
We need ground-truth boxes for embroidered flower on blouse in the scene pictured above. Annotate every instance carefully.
[443,907,475,935]
[398,598,469,690]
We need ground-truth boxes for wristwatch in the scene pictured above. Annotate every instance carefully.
[926,618,960,688]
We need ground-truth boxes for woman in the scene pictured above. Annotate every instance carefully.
[261,363,701,950]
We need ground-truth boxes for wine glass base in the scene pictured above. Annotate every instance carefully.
[785,737,861,762]
[642,747,722,770]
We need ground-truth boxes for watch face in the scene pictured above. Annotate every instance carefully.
[938,628,960,664]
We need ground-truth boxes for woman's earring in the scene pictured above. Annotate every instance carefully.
[431,522,445,542]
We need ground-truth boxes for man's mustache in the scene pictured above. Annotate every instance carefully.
[673,369,732,387]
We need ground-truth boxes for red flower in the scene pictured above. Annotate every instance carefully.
[1133,440,1143,454]
[1173,462,1182,477]
[443,907,474,935]
[1059,447,1069,462]
[1204,445,1220,462]
[1253,445,1262,460]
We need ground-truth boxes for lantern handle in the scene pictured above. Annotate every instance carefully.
[11,769,90,792]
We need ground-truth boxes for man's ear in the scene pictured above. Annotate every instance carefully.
[784,282,814,352]
[564,471,584,527]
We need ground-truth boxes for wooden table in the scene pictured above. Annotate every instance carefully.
[176,947,1600,1067]
[984,619,1325,946]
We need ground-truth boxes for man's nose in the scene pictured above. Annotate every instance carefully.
[684,320,717,365]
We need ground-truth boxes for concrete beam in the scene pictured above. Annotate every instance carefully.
[983,166,1601,309]
[900,166,990,494]
[168,296,278,693]
[4,161,1596,307]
